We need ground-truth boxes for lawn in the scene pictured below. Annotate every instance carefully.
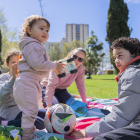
[67,74,118,99]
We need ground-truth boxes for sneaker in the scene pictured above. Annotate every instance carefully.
[22,127,37,140]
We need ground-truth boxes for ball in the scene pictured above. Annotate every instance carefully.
[44,103,76,135]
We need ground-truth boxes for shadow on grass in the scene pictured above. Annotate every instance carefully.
[91,79,115,80]
[101,79,115,80]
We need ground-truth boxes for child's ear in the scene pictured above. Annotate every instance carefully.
[26,26,32,36]
[6,62,9,68]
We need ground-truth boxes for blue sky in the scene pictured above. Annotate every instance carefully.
[1,0,140,51]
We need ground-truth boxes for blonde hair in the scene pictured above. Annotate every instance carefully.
[21,15,50,37]
[63,48,86,61]
[4,49,21,65]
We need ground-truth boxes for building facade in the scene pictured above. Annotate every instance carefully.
[44,42,63,52]
[65,24,89,44]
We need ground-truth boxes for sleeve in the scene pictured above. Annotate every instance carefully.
[45,71,59,105]
[26,49,57,71]
[0,75,15,105]
[75,66,87,103]
[41,77,48,87]
[85,70,140,137]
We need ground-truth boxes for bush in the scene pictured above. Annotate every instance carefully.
[106,70,113,74]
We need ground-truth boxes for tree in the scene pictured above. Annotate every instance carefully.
[38,0,44,17]
[48,43,62,61]
[0,29,2,66]
[106,0,132,73]
[0,8,19,68]
[60,40,86,59]
[84,31,105,74]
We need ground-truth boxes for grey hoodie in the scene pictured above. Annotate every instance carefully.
[85,58,140,137]
[0,73,20,120]
[18,36,56,81]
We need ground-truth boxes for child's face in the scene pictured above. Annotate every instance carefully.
[113,48,134,71]
[6,55,18,73]
[27,20,49,43]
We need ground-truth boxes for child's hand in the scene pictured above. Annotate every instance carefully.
[12,63,18,79]
[55,62,66,72]
[45,104,52,110]
[54,69,60,75]
[69,129,85,138]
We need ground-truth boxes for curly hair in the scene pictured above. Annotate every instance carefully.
[4,49,21,65]
[111,37,140,57]
[21,15,50,37]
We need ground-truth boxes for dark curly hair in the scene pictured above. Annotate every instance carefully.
[111,37,140,57]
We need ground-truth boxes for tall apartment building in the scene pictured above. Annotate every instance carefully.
[65,24,89,44]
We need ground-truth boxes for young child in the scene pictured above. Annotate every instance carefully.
[41,48,87,109]
[0,49,21,126]
[13,15,65,140]
[70,37,140,138]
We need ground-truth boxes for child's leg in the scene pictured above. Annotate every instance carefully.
[8,110,46,130]
[54,89,72,103]
[93,123,140,140]
[37,109,46,119]
[8,112,22,127]
[14,76,41,139]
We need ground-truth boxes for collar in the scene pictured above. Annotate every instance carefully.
[115,56,140,82]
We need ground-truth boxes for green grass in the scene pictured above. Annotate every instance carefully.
[67,74,118,99]
[0,133,12,140]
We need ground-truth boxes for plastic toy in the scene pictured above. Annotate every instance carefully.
[56,58,77,78]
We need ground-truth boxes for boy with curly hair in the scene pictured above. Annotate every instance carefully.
[70,37,140,139]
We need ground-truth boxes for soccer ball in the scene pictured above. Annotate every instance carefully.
[44,103,76,135]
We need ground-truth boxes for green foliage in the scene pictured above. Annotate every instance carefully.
[60,40,85,59]
[84,31,105,73]
[48,40,86,61]
[48,43,62,61]
[67,75,118,99]
[106,0,132,74]
[0,29,2,65]
[0,8,19,67]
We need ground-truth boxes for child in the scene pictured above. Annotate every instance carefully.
[70,37,140,138]
[13,15,65,140]
[0,49,21,126]
[41,48,87,109]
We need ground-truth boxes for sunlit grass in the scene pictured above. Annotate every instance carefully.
[67,75,118,99]
[0,133,12,140]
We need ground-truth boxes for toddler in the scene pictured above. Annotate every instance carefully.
[13,15,65,140]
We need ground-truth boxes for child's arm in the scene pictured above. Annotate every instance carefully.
[75,65,87,103]
[26,49,57,71]
[0,75,15,105]
[26,48,65,72]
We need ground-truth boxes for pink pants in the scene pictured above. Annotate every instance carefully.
[13,75,42,129]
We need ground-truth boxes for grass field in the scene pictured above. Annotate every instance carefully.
[67,74,118,99]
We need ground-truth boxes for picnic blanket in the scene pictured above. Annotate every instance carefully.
[1,95,118,140]
[34,95,118,140]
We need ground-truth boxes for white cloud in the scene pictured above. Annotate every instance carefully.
[124,0,140,3]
